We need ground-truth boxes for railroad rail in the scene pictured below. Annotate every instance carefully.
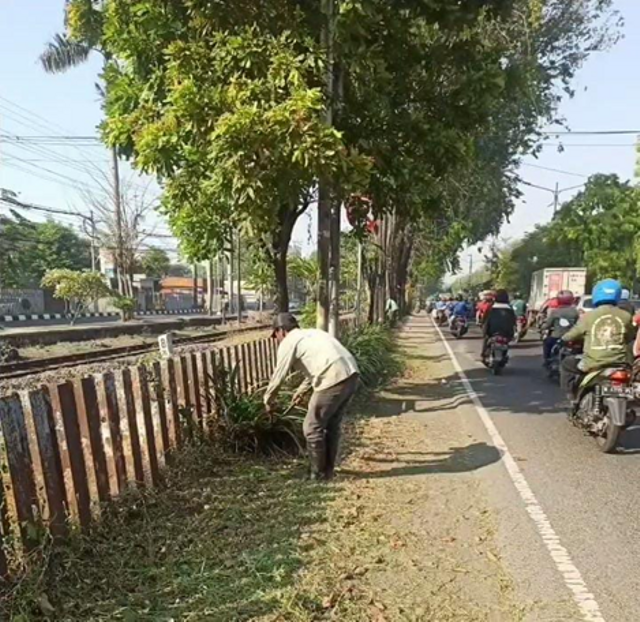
[0,324,268,381]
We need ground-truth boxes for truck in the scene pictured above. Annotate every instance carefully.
[528,267,587,312]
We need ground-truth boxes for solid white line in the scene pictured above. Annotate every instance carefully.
[431,320,606,622]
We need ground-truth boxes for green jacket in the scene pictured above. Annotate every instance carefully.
[563,304,634,371]
[511,299,527,317]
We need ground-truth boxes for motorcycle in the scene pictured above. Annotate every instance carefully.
[546,339,582,383]
[450,315,468,339]
[435,308,447,326]
[512,316,528,343]
[570,366,637,453]
[485,335,510,375]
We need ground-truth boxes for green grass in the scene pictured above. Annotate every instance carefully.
[1,447,335,621]
[1,325,404,622]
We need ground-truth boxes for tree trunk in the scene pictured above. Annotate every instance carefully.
[268,205,298,313]
[317,187,331,329]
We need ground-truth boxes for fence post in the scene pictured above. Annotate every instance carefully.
[74,377,110,507]
[53,382,92,528]
[27,388,68,537]
[152,361,171,458]
[118,369,145,486]
[132,366,160,487]
[0,394,40,546]
[100,372,127,494]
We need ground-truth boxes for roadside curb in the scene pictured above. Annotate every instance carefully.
[1,309,207,323]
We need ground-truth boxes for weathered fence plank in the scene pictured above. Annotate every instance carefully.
[152,361,171,458]
[27,389,67,537]
[75,377,110,506]
[118,369,144,486]
[100,372,127,495]
[53,383,92,528]
[0,395,39,544]
[132,367,160,487]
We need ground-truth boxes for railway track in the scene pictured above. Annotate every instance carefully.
[0,324,267,381]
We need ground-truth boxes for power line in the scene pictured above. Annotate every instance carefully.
[540,142,636,148]
[542,129,640,136]
[520,162,589,179]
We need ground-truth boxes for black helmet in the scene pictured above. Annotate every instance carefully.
[495,289,509,304]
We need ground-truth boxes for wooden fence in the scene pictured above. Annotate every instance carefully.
[0,336,278,576]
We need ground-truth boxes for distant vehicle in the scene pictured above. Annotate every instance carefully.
[577,295,640,316]
[576,295,594,315]
[529,268,587,313]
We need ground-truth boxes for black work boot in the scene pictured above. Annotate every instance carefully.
[307,441,327,481]
[325,427,341,481]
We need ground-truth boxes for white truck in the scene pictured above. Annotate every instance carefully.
[529,267,587,312]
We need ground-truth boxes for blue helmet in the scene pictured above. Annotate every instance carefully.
[592,279,622,307]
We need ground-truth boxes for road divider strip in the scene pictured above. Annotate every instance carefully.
[432,319,606,622]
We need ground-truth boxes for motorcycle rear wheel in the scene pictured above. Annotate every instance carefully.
[595,417,622,454]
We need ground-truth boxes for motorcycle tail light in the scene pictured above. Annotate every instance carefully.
[610,370,631,384]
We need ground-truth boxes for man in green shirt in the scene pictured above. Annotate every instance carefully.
[511,293,528,319]
[560,279,634,402]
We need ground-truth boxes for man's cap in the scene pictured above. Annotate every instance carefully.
[272,312,299,336]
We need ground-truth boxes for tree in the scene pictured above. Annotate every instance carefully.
[0,212,91,288]
[50,0,617,320]
[41,269,112,325]
[552,174,640,288]
[141,247,170,278]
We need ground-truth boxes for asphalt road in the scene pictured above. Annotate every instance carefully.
[432,319,640,621]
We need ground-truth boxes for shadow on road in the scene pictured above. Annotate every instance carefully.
[341,442,501,479]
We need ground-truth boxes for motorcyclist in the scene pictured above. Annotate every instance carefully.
[450,294,471,328]
[541,289,578,365]
[511,293,528,319]
[618,288,634,316]
[482,289,516,362]
[560,279,635,403]
[476,291,494,325]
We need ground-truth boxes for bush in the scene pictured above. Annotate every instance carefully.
[210,366,305,456]
[111,295,137,321]
[341,324,402,389]
[298,301,316,328]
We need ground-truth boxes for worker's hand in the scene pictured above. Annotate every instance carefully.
[292,393,305,406]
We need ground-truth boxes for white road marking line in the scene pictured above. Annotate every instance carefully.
[431,320,606,622]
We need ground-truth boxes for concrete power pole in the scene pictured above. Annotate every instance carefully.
[111,146,125,295]
[317,0,336,332]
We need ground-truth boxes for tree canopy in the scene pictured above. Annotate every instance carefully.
[0,211,92,289]
[51,0,618,313]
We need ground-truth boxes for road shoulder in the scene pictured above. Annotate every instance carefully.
[289,316,578,620]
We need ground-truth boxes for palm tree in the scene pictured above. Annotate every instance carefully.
[40,1,104,74]
[40,33,93,73]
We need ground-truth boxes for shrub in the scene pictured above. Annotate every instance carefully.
[341,324,402,389]
[210,366,305,456]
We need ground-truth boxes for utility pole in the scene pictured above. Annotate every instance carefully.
[89,211,97,272]
[355,240,363,327]
[192,263,198,308]
[237,230,242,327]
[111,146,125,295]
[228,232,235,318]
[467,254,473,291]
[207,258,214,316]
[317,0,335,332]
[553,181,559,215]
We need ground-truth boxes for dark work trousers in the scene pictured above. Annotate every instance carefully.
[561,355,583,399]
[304,373,359,478]
[543,336,559,362]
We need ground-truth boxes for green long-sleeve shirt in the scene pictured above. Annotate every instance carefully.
[563,304,634,371]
